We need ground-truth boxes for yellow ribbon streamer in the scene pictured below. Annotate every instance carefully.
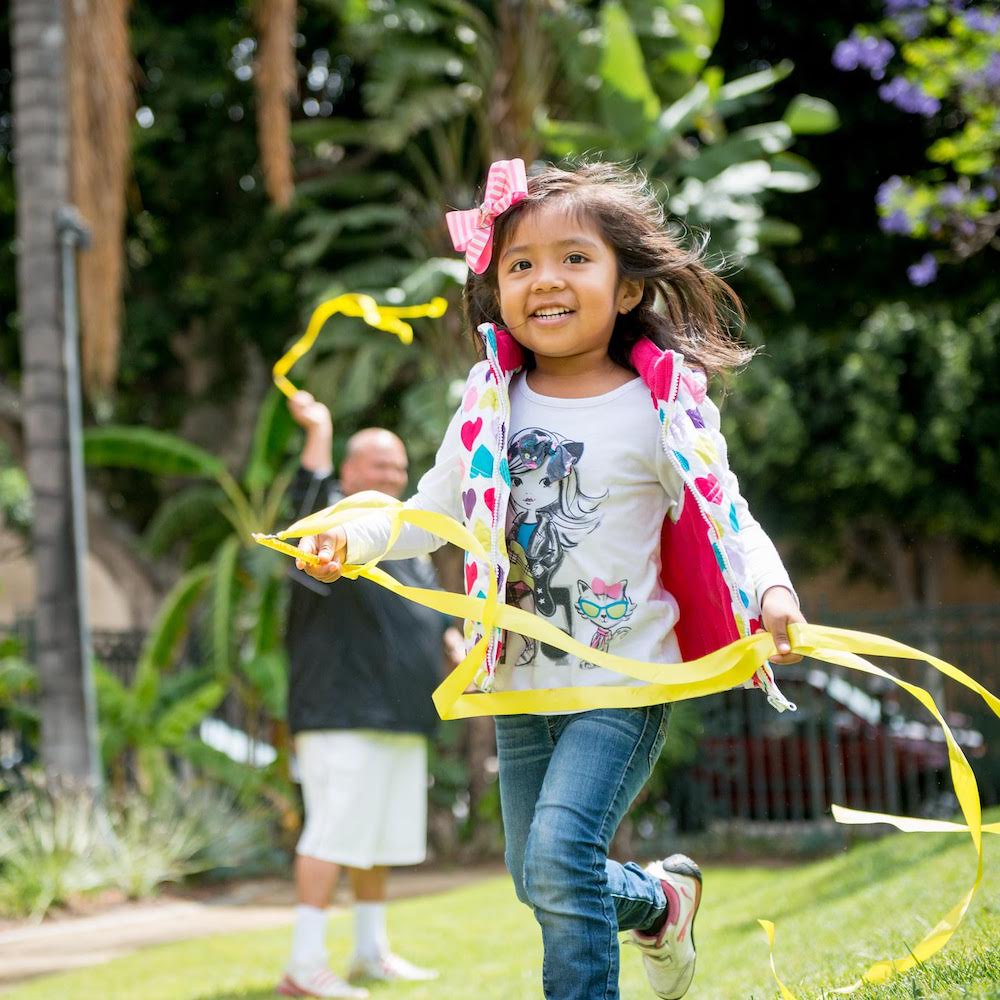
[256,494,1000,996]
[271,293,448,399]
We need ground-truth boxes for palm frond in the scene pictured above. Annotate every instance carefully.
[131,564,213,714]
[244,388,296,498]
[142,484,226,558]
[211,536,241,679]
[84,426,226,479]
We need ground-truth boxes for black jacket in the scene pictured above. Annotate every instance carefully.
[285,467,446,736]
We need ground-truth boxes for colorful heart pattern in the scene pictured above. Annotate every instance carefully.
[461,418,483,450]
[453,323,774,702]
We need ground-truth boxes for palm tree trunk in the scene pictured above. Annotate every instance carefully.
[254,0,297,209]
[12,0,101,785]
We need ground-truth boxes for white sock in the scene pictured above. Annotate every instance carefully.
[290,904,328,972]
[353,902,388,962]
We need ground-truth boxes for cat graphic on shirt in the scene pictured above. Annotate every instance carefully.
[574,577,636,669]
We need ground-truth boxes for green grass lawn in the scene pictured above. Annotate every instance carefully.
[5,809,999,1000]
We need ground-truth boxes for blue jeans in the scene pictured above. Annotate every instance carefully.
[495,706,671,1000]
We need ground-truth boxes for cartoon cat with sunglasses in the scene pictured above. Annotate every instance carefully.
[574,577,636,669]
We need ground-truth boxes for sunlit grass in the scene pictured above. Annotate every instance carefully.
[4,808,998,999]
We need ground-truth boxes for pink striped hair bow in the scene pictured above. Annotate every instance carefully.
[446,158,528,274]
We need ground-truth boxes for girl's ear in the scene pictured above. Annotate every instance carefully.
[617,278,644,315]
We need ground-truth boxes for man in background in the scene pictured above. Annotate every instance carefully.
[278,391,463,1000]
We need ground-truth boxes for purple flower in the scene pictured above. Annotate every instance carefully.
[884,0,928,12]
[876,175,904,207]
[878,76,941,116]
[893,11,927,39]
[832,32,895,79]
[963,9,1000,32]
[985,53,1000,89]
[981,185,997,201]
[907,253,938,286]
[937,184,964,207]
[832,36,863,70]
[880,209,912,234]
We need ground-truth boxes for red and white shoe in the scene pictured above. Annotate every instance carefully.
[276,967,369,998]
[628,854,703,999]
[347,952,439,983]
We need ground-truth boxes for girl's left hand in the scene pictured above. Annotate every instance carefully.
[760,586,806,665]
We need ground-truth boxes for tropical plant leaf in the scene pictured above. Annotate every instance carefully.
[244,387,296,498]
[599,3,661,143]
[250,572,284,659]
[755,218,803,246]
[363,43,475,117]
[291,116,384,148]
[646,0,723,85]
[783,94,840,135]
[294,170,406,203]
[381,86,476,150]
[765,152,820,192]
[743,256,795,312]
[649,80,711,150]
[178,738,264,797]
[142,484,225,558]
[535,115,620,160]
[93,664,131,762]
[286,205,413,269]
[211,536,240,679]
[396,257,468,300]
[131,564,213,715]
[84,427,224,479]
[0,656,36,702]
[239,650,287,719]
[715,60,794,110]
[155,681,226,747]
[679,122,794,181]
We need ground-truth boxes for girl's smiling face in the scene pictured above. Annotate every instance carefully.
[496,203,642,371]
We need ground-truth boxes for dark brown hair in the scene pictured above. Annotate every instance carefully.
[463,160,752,376]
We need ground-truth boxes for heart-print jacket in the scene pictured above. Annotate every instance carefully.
[346,322,797,712]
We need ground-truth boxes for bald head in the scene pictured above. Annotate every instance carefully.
[340,427,409,498]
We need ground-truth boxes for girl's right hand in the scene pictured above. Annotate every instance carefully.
[296,528,348,582]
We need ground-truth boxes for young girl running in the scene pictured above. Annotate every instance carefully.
[297,159,805,1000]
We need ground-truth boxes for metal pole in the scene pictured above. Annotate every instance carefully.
[56,204,101,791]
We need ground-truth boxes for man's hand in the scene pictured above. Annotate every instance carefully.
[296,528,348,583]
[288,390,332,434]
[443,626,466,666]
[760,586,805,665]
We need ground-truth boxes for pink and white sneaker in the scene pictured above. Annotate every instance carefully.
[276,967,369,998]
[628,854,703,999]
[347,952,439,983]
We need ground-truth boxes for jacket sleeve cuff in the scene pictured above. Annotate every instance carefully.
[757,577,800,609]
[344,519,390,565]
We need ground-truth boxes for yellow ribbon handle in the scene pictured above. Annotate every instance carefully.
[255,493,1000,997]
[271,293,448,399]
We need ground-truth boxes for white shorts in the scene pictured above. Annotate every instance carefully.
[295,729,428,869]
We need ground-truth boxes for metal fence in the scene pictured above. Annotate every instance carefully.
[0,618,274,776]
[684,603,1000,827]
[4,604,1000,826]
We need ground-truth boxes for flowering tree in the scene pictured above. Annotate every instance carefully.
[833,0,1000,283]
